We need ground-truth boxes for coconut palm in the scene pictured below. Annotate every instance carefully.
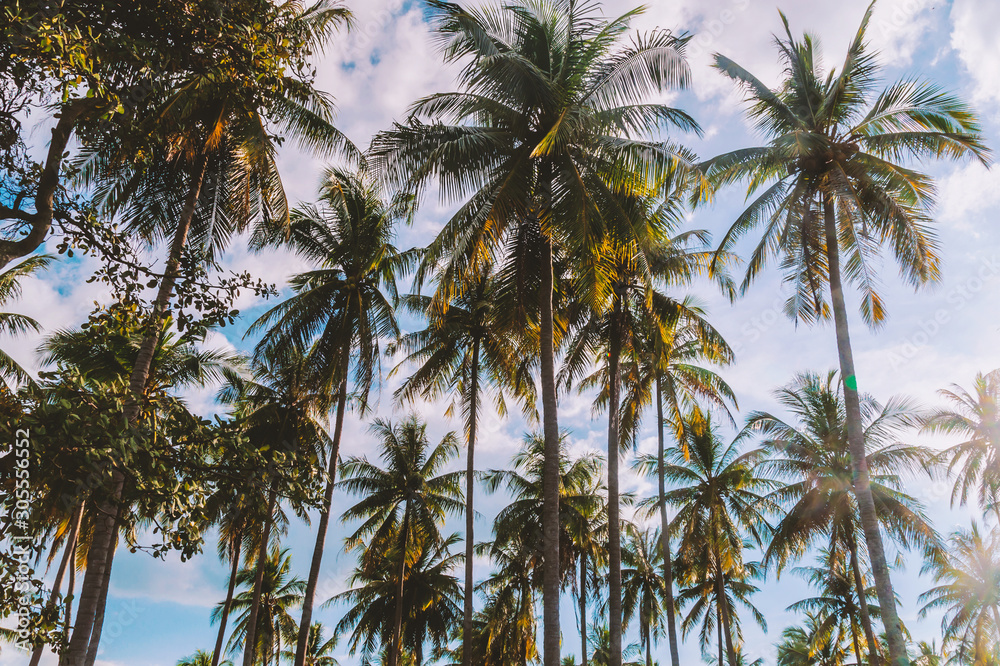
[178,651,233,666]
[248,164,418,666]
[279,623,338,666]
[663,409,775,665]
[475,544,541,666]
[747,371,940,661]
[332,531,463,666]
[621,526,668,666]
[218,345,332,666]
[219,547,304,666]
[336,416,464,666]
[776,612,852,666]
[919,523,1000,665]
[700,5,989,661]
[389,268,532,658]
[787,548,882,666]
[565,479,609,666]
[625,308,737,666]
[0,255,50,389]
[924,370,1000,524]
[370,2,701,661]
[587,626,643,666]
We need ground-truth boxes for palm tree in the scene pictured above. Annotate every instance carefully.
[219,547,304,666]
[560,222,731,660]
[924,370,1000,524]
[626,308,736,666]
[919,523,1000,665]
[370,3,700,661]
[475,545,541,666]
[218,345,332,666]
[587,626,643,666]
[664,409,775,665]
[746,371,940,661]
[248,164,418,666]
[787,548,881,666]
[621,526,667,666]
[389,269,532,660]
[178,651,233,666]
[700,4,989,661]
[61,5,356,662]
[776,612,852,666]
[336,416,464,666]
[0,255,50,389]
[280,623,338,666]
[566,479,609,666]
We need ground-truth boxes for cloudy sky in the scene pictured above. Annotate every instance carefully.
[6,0,1000,664]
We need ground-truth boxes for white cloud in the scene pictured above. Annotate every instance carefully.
[950,0,1000,109]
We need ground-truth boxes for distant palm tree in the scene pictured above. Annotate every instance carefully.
[220,547,304,666]
[747,371,939,660]
[337,416,464,666]
[280,623,338,666]
[587,626,643,666]
[475,546,540,666]
[371,3,700,661]
[177,651,232,666]
[248,164,419,666]
[565,479,608,666]
[924,370,1000,524]
[700,4,989,661]
[621,526,667,666]
[787,548,881,666]
[389,269,532,658]
[919,523,1000,665]
[776,612,852,666]
[0,255,50,388]
[664,409,775,665]
[332,532,463,666]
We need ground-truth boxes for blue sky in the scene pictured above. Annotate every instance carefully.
[5,0,1000,664]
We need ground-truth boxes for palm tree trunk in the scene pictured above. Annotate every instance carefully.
[84,532,118,666]
[293,352,351,666]
[62,148,211,666]
[655,374,681,666]
[850,617,865,666]
[823,198,906,666]
[607,295,624,666]
[716,604,724,666]
[242,487,278,666]
[644,627,652,666]
[539,232,562,666]
[388,507,411,666]
[31,502,83,666]
[847,531,879,665]
[580,552,588,666]
[463,338,481,666]
[212,537,243,666]
[714,563,738,666]
[64,537,77,650]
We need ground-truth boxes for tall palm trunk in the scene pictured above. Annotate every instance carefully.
[242,487,278,666]
[65,538,77,646]
[62,148,211,666]
[30,502,83,666]
[644,626,652,666]
[714,560,738,666]
[293,351,351,666]
[849,609,865,666]
[580,552,588,666]
[462,338,481,666]
[212,536,243,666]
[655,374,681,666]
[84,533,118,666]
[823,198,906,665]
[388,507,411,666]
[607,295,624,666]
[539,233,562,666]
[716,604,724,666]
[847,529,880,665]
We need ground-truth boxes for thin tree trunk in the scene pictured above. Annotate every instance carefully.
[580,553,588,666]
[463,339,481,666]
[388,508,411,666]
[64,537,77,651]
[848,531,879,666]
[539,233,562,666]
[717,604,724,666]
[714,562,738,666]
[213,537,243,666]
[656,374,681,666]
[823,198,907,666]
[607,295,624,666]
[850,614,865,666]
[645,628,652,666]
[242,487,278,666]
[84,532,118,666]
[30,503,83,666]
[293,351,351,666]
[62,148,211,666]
